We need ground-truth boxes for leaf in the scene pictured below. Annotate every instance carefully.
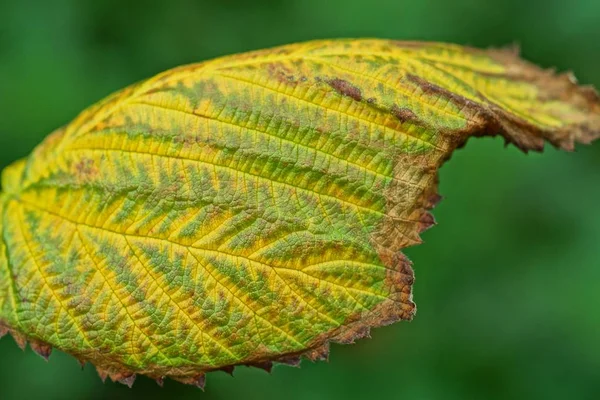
[0,39,598,386]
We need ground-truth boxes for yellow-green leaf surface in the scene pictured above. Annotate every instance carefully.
[0,39,599,387]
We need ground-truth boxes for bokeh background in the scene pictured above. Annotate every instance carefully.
[0,0,599,399]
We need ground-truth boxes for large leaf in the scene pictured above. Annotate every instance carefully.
[0,39,598,387]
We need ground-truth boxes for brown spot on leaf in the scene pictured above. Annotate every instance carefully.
[406,73,478,111]
[391,105,420,124]
[327,78,363,102]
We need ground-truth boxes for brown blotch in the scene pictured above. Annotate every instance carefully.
[406,73,478,111]
[391,105,420,124]
[327,78,363,102]
[405,73,499,146]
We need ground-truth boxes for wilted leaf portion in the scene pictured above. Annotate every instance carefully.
[0,39,598,385]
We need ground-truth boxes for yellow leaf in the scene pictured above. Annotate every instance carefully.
[0,39,598,387]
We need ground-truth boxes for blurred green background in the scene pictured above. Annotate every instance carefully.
[0,0,599,399]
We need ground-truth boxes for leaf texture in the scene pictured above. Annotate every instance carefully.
[0,39,598,386]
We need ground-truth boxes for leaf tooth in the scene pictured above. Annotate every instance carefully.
[0,325,8,339]
[334,325,372,345]
[427,194,443,209]
[277,355,302,367]
[75,358,86,370]
[10,331,27,350]
[155,377,165,387]
[117,374,137,388]
[305,343,330,362]
[96,367,109,383]
[29,341,52,361]
[418,211,437,233]
[216,365,235,376]
[193,375,206,391]
[172,374,206,390]
[97,368,137,387]
[248,361,273,373]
